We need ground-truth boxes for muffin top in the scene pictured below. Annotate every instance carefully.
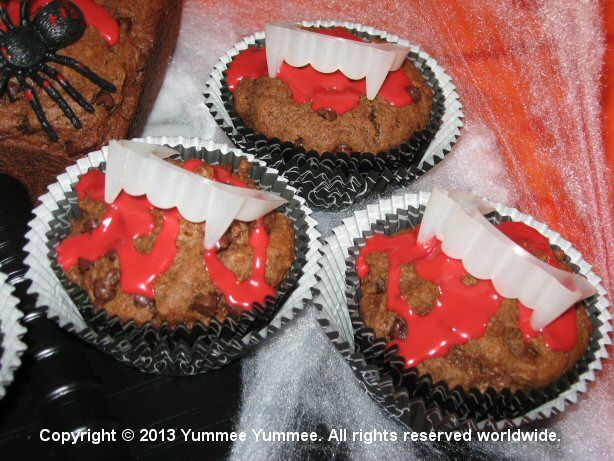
[357,222,591,392]
[227,27,433,154]
[56,158,295,328]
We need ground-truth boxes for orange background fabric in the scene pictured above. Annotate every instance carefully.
[198,0,613,295]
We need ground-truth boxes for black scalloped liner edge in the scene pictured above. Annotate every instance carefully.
[343,204,612,430]
[204,25,462,211]
[41,145,312,375]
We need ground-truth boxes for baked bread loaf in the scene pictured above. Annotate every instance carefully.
[56,157,295,328]
[0,0,181,200]
[357,222,591,392]
[227,27,433,154]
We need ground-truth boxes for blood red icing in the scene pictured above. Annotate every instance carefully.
[2,0,120,46]
[226,27,415,115]
[356,222,579,367]
[57,169,180,299]
[57,160,275,311]
[204,217,275,309]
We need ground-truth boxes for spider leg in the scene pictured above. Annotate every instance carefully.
[38,63,94,113]
[18,75,58,141]
[20,0,30,25]
[29,71,82,129]
[0,55,12,97]
[0,7,14,30]
[48,53,116,92]
[0,72,9,97]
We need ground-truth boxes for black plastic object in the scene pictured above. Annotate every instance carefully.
[0,174,132,460]
[0,1,116,141]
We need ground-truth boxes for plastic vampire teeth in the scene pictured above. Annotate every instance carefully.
[417,189,596,330]
[264,22,410,100]
[104,140,287,249]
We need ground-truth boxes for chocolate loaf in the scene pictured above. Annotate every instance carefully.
[0,0,181,200]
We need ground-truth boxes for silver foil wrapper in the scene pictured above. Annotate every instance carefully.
[24,136,320,375]
[0,271,27,399]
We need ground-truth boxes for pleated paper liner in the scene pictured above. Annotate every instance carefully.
[303,192,611,431]
[24,137,320,375]
[0,271,27,399]
[204,20,463,210]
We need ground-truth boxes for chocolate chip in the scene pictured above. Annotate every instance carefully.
[407,86,421,103]
[318,108,337,122]
[134,295,155,311]
[77,258,93,274]
[93,268,121,304]
[116,16,132,33]
[390,317,407,340]
[375,279,387,294]
[293,137,304,149]
[218,232,231,250]
[93,91,115,111]
[107,268,120,285]
[190,293,218,317]
[335,144,352,155]
[461,274,477,287]
[17,117,38,135]
[63,141,77,156]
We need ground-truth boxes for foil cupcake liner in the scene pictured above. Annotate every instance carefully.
[24,136,320,375]
[0,271,27,399]
[303,192,612,431]
[204,20,463,210]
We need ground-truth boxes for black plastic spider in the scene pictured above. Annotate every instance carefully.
[0,0,116,141]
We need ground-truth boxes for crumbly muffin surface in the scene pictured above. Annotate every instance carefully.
[358,228,591,392]
[64,159,295,328]
[232,30,433,154]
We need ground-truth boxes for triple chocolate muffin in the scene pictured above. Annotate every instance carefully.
[56,157,295,328]
[357,222,592,392]
[227,27,433,154]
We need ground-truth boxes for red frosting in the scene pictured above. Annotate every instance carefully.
[356,222,579,367]
[204,217,275,309]
[57,160,275,311]
[226,27,415,115]
[56,169,180,299]
[2,0,120,46]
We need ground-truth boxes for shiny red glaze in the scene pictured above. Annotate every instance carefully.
[356,222,578,367]
[188,159,274,308]
[226,27,415,115]
[58,169,180,299]
[57,159,275,311]
[204,217,275,310]
[3,0,119,45]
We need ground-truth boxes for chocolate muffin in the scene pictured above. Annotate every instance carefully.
[56,157,295,328]
[227,27,433,154]
[357,223,592,393]
[0,0,181,201]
